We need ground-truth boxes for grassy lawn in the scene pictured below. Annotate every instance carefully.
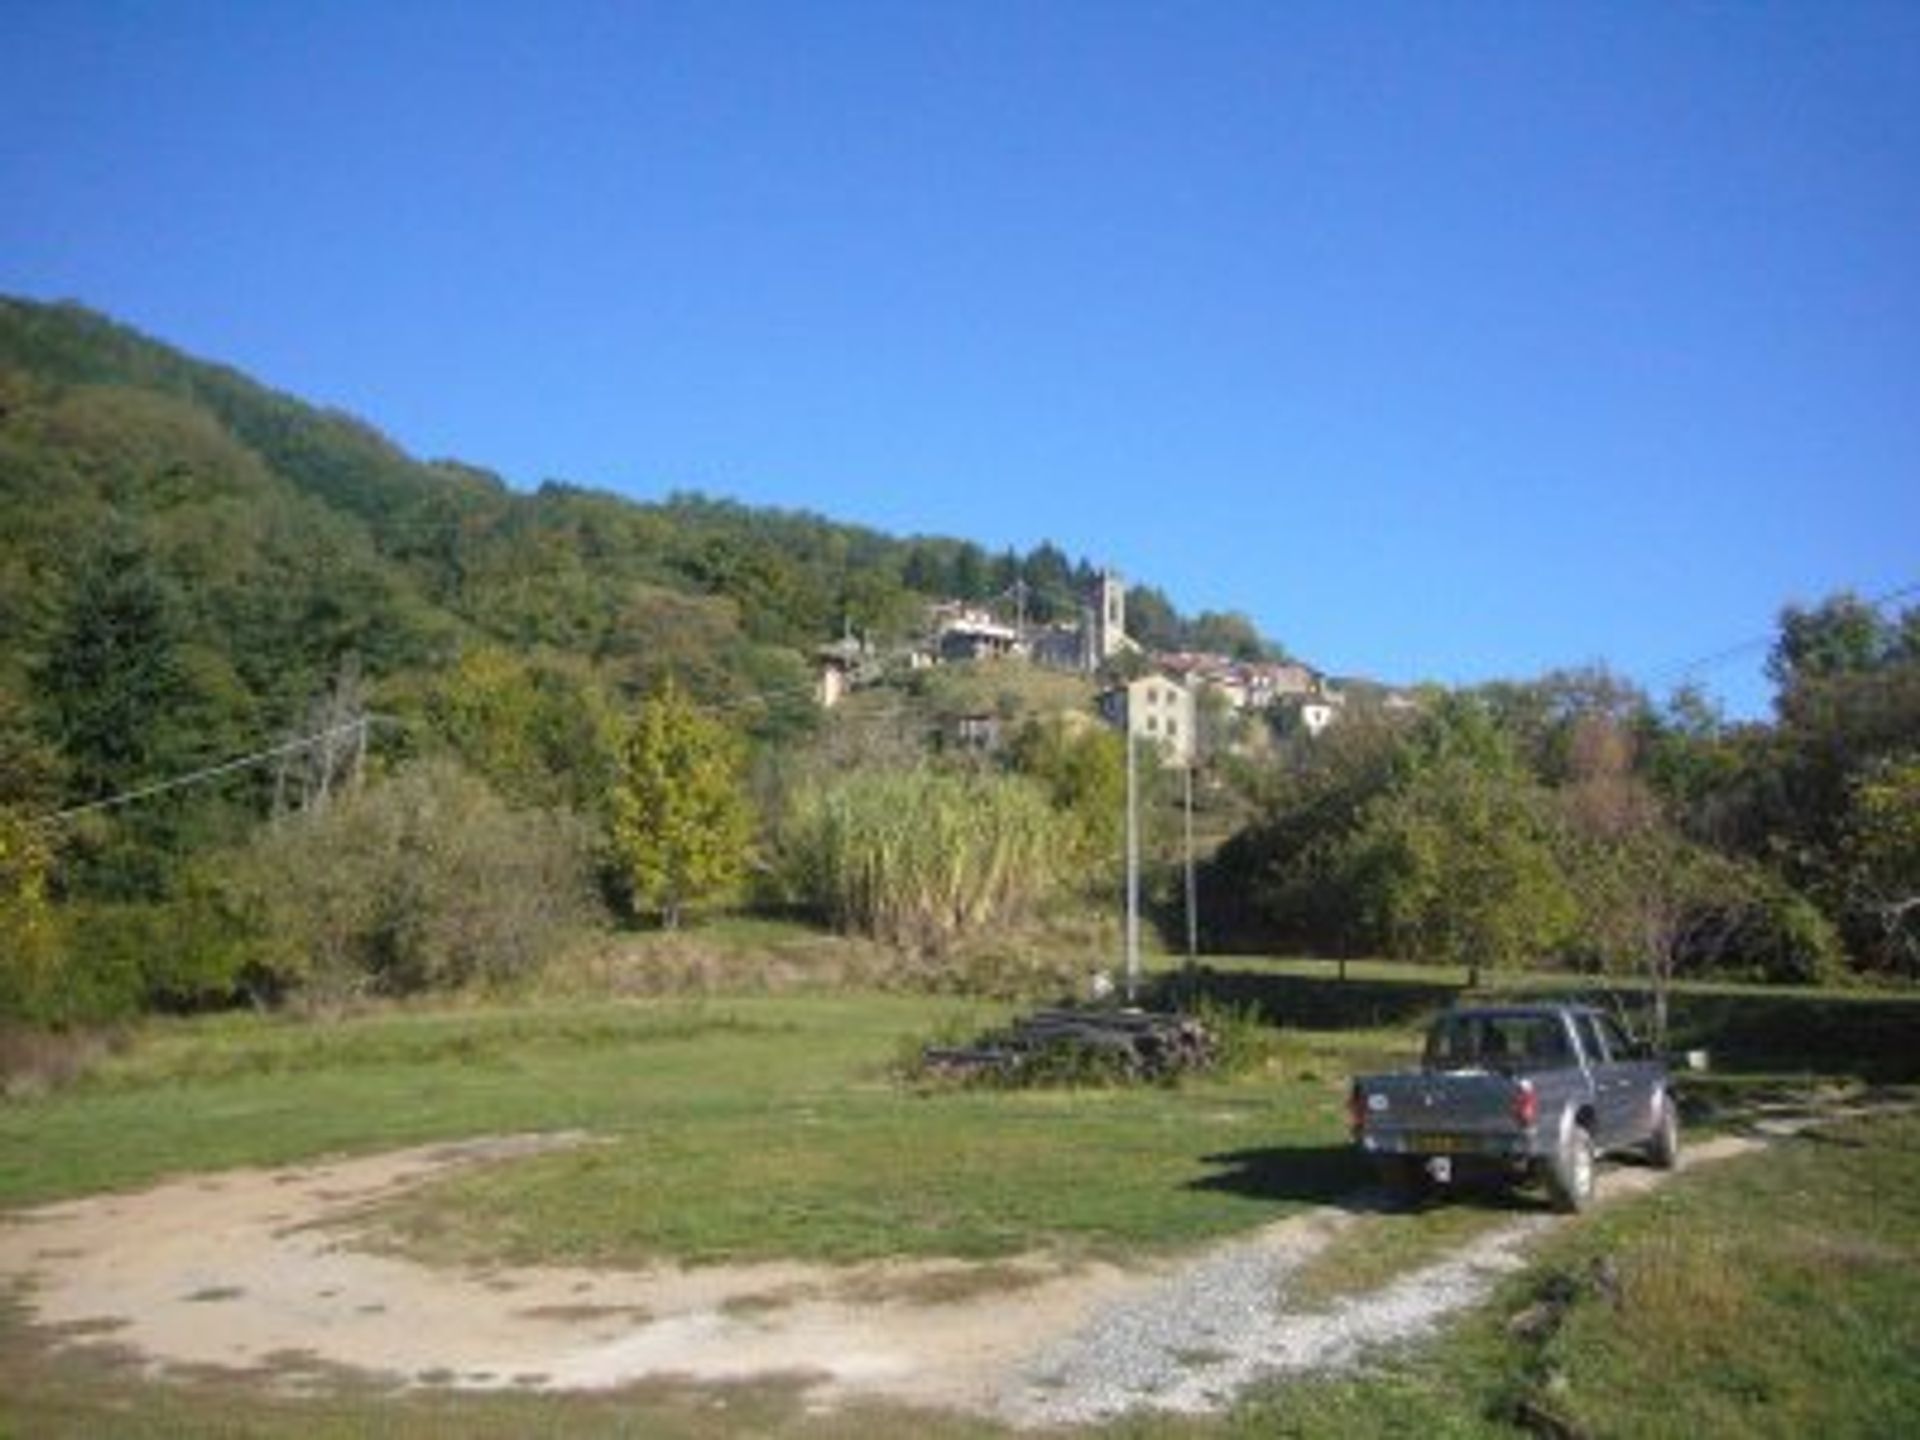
[4,961,1918,1436]
[0,992,1393,1264]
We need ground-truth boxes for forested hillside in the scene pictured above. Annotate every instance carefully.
[0,297,1273,1019]
[0,298,1275,753]
[1,297,1913,1030]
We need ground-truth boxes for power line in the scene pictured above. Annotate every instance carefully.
[36,717,390,826]
[1651,580,1920,685]
[22,680,909,828]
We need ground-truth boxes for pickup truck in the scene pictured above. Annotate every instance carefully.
[1348,1003,1680,1212]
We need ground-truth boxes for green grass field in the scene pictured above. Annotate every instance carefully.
[3,957,1917,1436]
[0,993,1399,1263]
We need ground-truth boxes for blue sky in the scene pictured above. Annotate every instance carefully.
[5,2,1916,717]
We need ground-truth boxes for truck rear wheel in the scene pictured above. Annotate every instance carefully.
[1545,1124,1596,1213]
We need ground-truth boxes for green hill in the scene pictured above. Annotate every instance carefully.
[1,297,1283,903]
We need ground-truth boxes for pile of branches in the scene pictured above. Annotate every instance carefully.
[921,1007,1217,1087]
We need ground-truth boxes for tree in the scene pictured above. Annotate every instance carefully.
[1840,754,1920,975]
[0,807,62,1021]
[1125,585,1182,652]
[1201,706,1409,956]
[838,567,918,641]
[0,684,62,810]
[420,646,620,813]
[1767,593,1902,690]
[1008,716,1126,886]
[950,543,988,601]
[1185,610,1268,661]
[1348,751,1576,987]
[1020,541,1076,622]
[1567,825,1751,1045]
[1341,700,1577,984]
[610,678,753,928]
[37,539,190,802]
[34,538,237,900]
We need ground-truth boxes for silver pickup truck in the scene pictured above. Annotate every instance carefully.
[1348,1003,1680,1212]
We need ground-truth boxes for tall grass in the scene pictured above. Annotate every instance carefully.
[780,769,1069,953]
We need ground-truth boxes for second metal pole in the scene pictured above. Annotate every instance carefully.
[1125,728,1139,1004]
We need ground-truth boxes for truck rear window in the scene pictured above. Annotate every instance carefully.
[1426,1014,1572,1072]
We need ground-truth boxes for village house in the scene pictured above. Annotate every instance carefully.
[812,564,1361,753]
[1097,673,1196,767]
[932,603,1022,663]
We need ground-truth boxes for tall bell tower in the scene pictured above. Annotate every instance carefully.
[1089,569,1127,668]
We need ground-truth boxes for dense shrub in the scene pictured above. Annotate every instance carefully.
[1723,882,1850,986]
[215,759,596,1004]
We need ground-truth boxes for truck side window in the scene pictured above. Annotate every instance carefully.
[1574,1014,1609,1065]
[1523,1019,1570,1064]
[1598,1016,1639,1060]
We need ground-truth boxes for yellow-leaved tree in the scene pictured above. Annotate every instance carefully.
[610,678,753,929]
[1,807,63,1022]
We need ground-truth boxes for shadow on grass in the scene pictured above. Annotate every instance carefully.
[1150,966,1463,1031]
[1187,1143,1370,1206]
[1189,1142,1566,1216]
[1664,992,1920,1085]
[1153,961,1920,1085]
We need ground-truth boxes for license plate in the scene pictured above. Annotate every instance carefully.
[1409,1133,1470,1154]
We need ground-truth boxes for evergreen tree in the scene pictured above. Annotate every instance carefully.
[610,678,753,928]
[950,542,988,600]
[38,540,189,801]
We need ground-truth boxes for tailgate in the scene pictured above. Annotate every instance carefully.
[1355,1072,1530,1156]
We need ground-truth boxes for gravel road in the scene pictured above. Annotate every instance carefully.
[0,1130,1761,1426]
[1001,1129,1759,1427]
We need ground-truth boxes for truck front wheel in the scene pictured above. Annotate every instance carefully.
[1545,1124,1596,1213]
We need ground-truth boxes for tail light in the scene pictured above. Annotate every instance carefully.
[1512,1079,1539,1128]
[1347,1085,1366,1137]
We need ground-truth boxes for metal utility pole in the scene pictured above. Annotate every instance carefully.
[1184,762,1198,961]
[1124,727,1140,1004]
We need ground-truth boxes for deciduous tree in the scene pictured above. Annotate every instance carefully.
[1841,754,1920,975]
[610,679,753,929]
[0,807,61,1021]
[1348,750,1576,987]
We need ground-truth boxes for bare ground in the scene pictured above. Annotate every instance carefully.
[0,1129,1767,1426]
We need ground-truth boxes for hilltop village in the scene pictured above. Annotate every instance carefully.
[817,569,1375,765]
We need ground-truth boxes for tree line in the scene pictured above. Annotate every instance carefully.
[1,298,1912,1027]
[1205,593,1919,1031]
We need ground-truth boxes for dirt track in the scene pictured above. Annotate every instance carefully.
[0,1129,1764,1424]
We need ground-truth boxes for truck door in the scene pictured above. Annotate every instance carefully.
[1573,1012,1636,1148]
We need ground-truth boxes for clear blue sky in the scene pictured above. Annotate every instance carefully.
[5,2,1916,717]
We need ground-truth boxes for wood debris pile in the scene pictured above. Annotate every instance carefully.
[921,1007,1216,1085]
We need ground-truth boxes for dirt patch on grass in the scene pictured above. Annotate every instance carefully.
[0,1133,1138,1416]
[0,1127,1777,1425]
